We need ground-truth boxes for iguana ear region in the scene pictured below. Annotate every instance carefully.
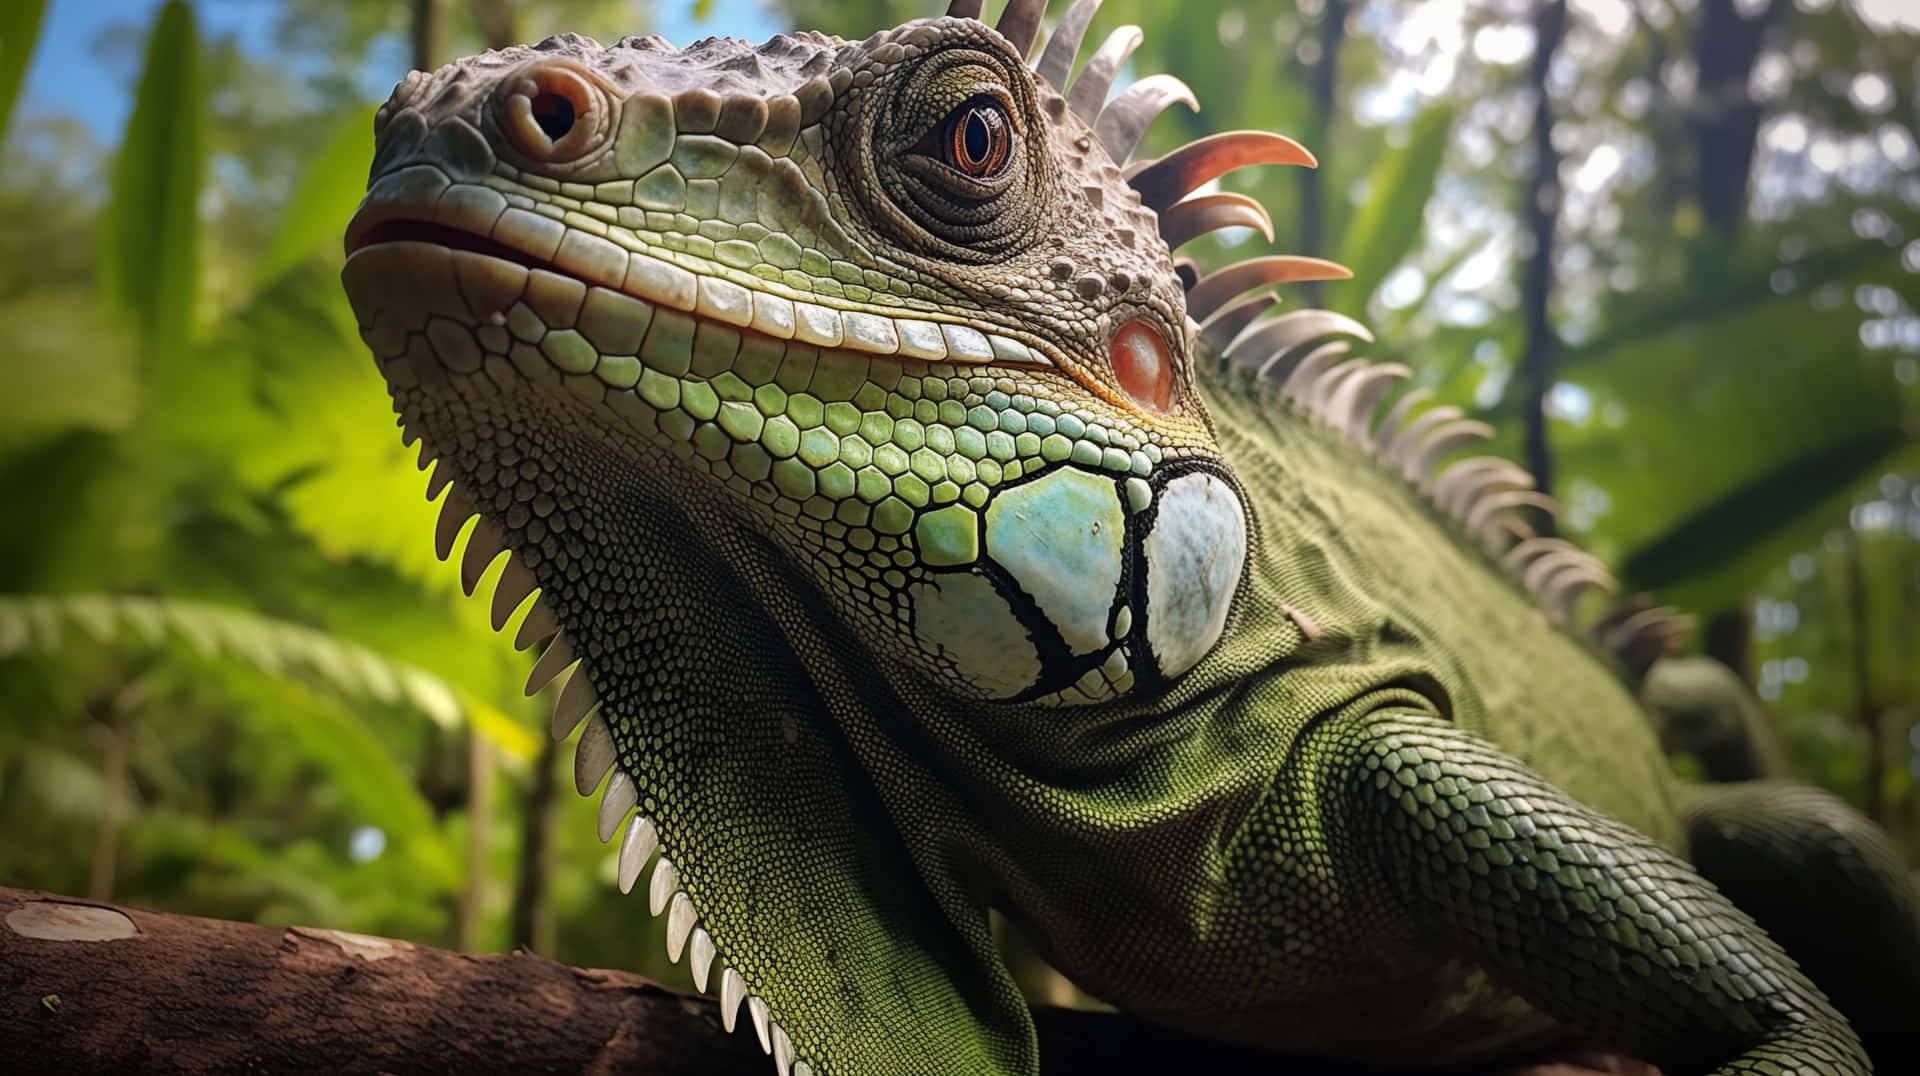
[906,461,1245,705]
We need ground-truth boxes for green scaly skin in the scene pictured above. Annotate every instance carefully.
[340,5,1900,1073]
[1640,655,1797,783]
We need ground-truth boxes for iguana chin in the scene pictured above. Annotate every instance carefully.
[339,0,1914,1072]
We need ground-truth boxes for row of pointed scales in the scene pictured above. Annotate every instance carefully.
[962,0,1629,625]
[959,0,1619,622]
[403,410,807,1073]
[1592,596,1697,684]
[1192,282,1620,625]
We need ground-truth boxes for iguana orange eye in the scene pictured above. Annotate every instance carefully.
[1111,319,1174,413]
[942,100,1011,178]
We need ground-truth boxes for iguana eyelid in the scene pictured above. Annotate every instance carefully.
[898,141,1013,197]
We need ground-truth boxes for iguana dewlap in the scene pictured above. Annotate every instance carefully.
[341,1,1901,1073]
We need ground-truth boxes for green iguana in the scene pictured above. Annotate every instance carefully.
[339,1,1918,1072]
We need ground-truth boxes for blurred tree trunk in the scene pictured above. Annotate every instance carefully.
[1518,0,1566,516]
[472,0,520,50]
[457,732,495,951]
[86,674,146,902]
[1628,1,1679,220]
[1898,510,1918,845]
[1297,0,1347,310]
[1681,0,1783,678]
[1688,0,1784,238]
[411,0,443,71]
[1843,536,1884,823]
[508,734,559,954]
[1704,603,1755,685]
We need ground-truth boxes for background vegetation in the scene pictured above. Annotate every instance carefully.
[1,0,1915,990]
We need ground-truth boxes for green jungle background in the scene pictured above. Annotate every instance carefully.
[0,0,1915,989]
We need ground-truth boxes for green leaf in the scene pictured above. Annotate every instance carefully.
[0,0,48,146]
[1558,245,1914,614]
[1563,241,1904,368]
[173,262,454,584]
[242,676,455,882]
[462,693,541,765]
[0,593,538,763]
[100,0,203,371]
[1333,104,1454,310]
[1622,433,1910,596]
[254,109,377,294]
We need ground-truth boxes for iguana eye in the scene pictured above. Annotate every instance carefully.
[945,101,1010,178]
[913,95,1014,181]
[873,59,1037,261]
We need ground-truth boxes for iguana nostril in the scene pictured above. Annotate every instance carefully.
[530,92,575,140]
[500,65,600,161]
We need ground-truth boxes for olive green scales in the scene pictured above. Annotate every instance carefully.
[340,1,1916,1073]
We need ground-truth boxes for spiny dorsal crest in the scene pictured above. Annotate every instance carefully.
[948,0,1617,622]
[1592,597,1697,684]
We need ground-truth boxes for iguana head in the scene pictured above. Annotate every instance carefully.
[343,6,1326,709]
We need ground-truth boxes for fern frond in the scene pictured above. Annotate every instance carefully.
[0,593,539,763]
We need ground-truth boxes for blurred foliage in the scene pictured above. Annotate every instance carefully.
[0,0,49,143]
[0,0,1915,994]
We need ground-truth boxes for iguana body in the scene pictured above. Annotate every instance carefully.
[340,2,1911,1072]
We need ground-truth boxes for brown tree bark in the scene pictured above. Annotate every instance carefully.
[0,888,1650,1075]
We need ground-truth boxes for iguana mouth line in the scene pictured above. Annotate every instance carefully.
[343,181,1059,371]
[348,218,549,273]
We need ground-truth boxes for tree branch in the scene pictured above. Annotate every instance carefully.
[0,887,1641,1075]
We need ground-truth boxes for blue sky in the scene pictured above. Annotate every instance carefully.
[24,0,783,142]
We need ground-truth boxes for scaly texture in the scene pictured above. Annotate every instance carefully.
[340,3,1909,1074]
